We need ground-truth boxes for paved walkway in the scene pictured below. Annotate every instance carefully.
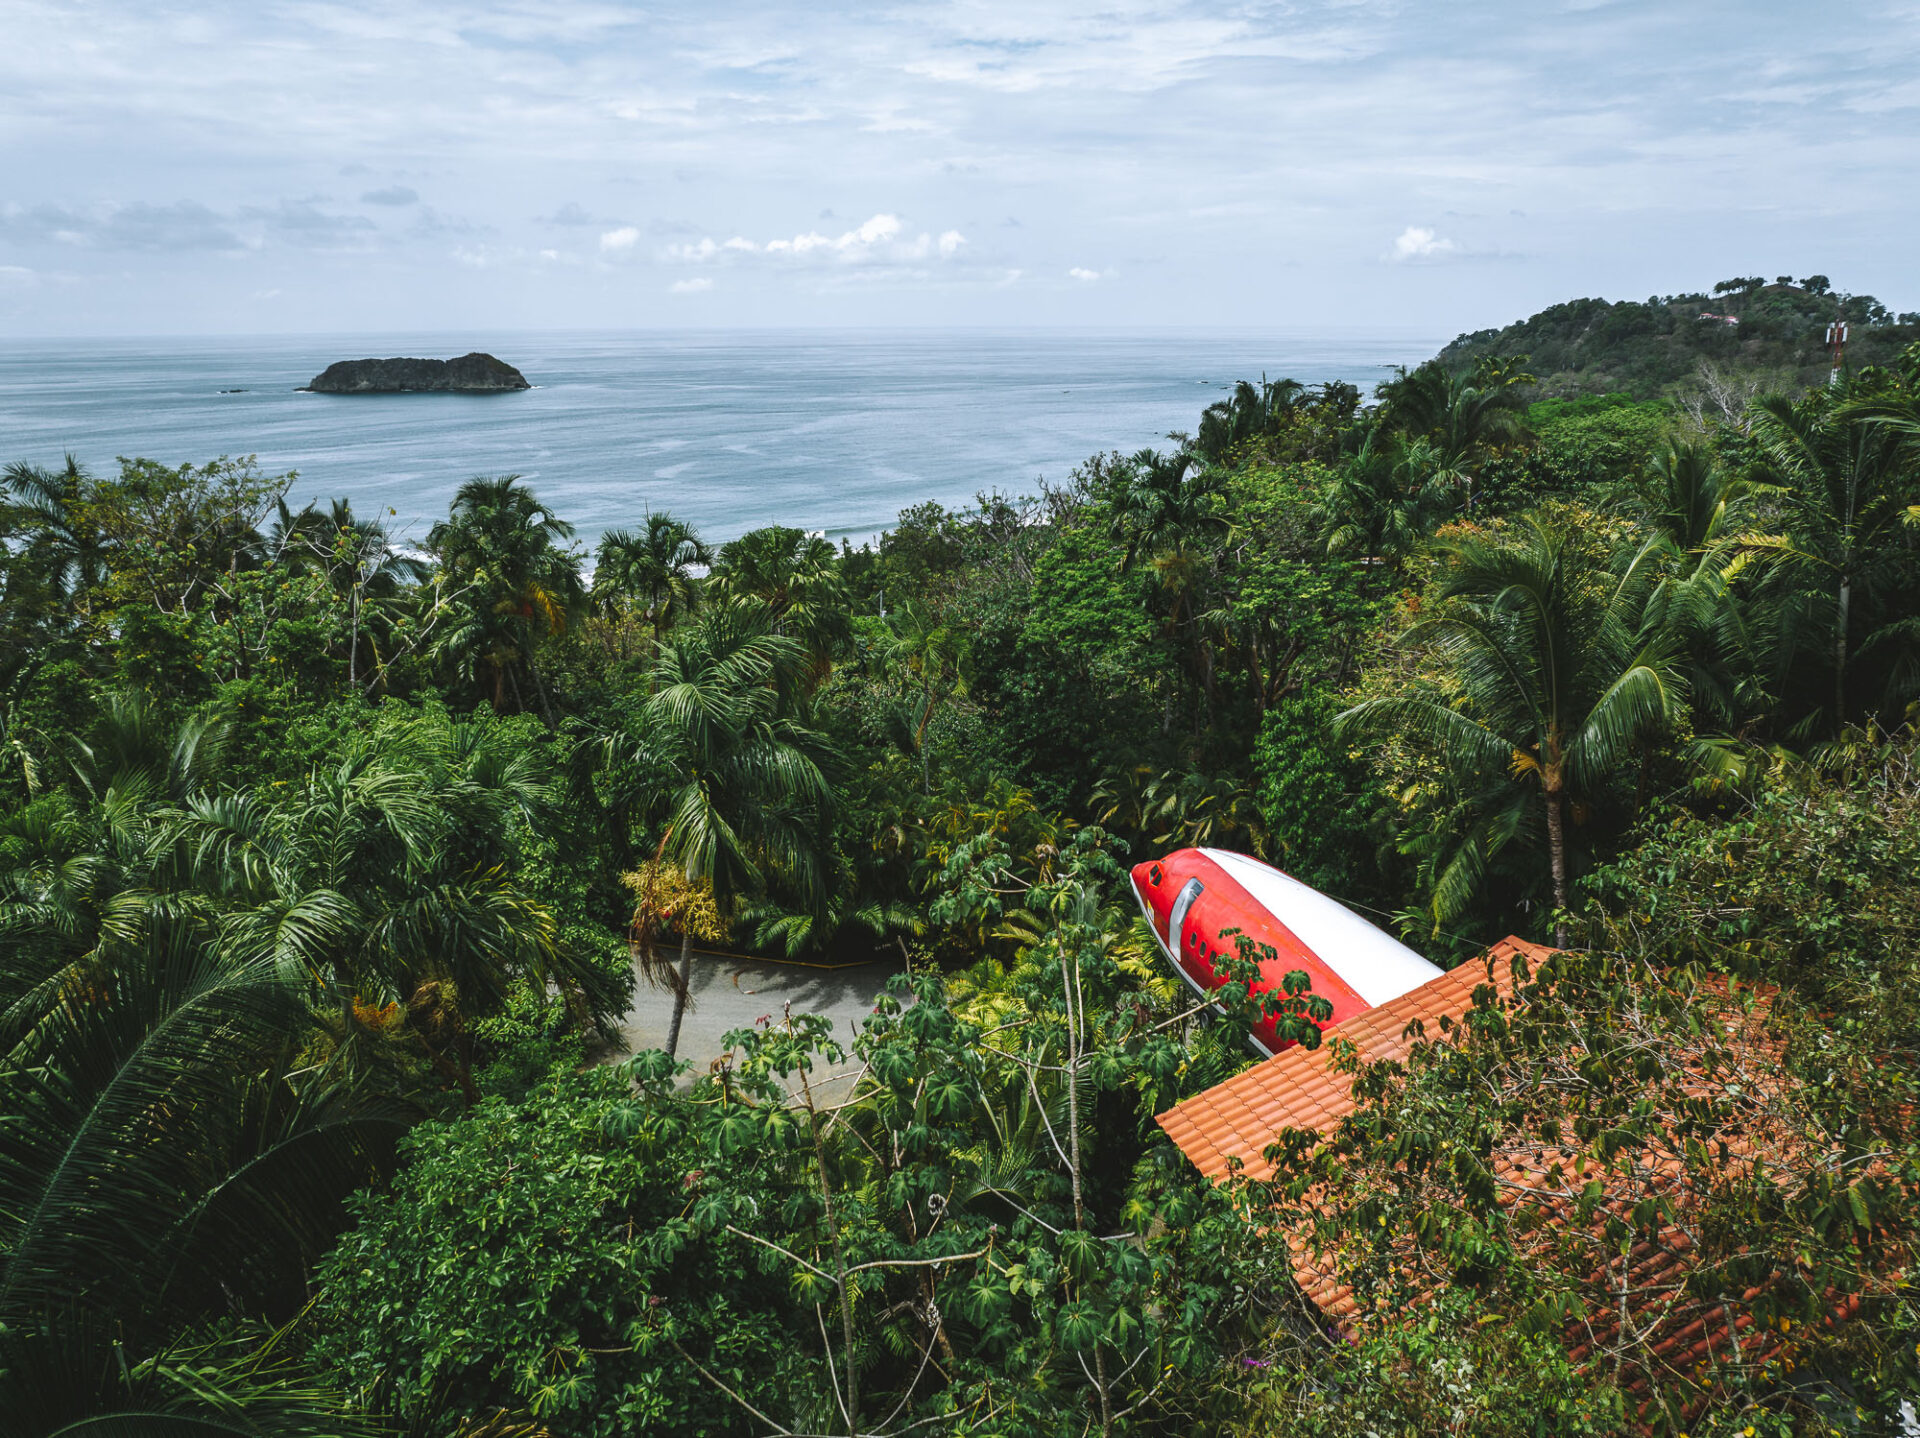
[611,949,902,1094]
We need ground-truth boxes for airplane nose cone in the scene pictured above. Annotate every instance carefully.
[1130,859,1170,932]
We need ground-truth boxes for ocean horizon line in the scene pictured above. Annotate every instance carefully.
[0,322,1450,347]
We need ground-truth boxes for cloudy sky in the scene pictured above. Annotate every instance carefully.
[1,0,1915,336]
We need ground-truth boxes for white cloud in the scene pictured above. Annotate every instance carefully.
[851,213,900,245]
[599,225,641,252]
[1,0,1917,330]
[665,213,972,273]
[0,264,35,285]
[1068,267,1103,281]
[360,185,419,206]
[669,276,713,293]
[1390,225,1458,262]
[764,212,902,256]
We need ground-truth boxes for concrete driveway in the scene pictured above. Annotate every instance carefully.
[611,948,903,1094]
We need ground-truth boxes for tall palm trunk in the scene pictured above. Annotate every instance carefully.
[521,626,558,727]
[663,926,693,1058]
[348,582,362,689]
[1835,569,1851,733]
[916,682,936,795]
[1544,780,1569,949]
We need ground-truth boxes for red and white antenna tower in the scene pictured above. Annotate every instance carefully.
[1826,321,1849,388]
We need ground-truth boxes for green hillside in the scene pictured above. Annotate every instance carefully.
[1438,274,1920,397]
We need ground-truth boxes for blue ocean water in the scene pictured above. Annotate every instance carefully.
[0,329,1440,548]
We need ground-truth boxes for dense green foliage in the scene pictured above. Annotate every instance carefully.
[3,279,1919,1433]
[1441,278,1920,399]
[314,842,1291,1438]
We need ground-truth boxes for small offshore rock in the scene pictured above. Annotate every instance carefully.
[302,353,531,393]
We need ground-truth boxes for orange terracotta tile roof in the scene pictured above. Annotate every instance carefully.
[1152,939,1892,1411]
[1154,937,1546,1186]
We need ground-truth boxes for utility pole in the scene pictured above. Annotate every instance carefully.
[1826,321,1849,388]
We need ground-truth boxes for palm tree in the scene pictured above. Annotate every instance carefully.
[593,513,712,642]
[0,913,400,1432]
[0,697,407,1431]
[1749,392,1917,733]
[1377,359,1534,512]
[0,921,391,1320]
[2,456,110,608]
[429,475,576,578]
[640,609,836,1056]
[708,525,851,678]
[270,497,427,688]
[1107,447,1220,566]
[1338,518,1687,943]
[1,460,109,782]
[1319,429,1455,579]
[0,694,235,980]
[427,477,584,718]
[11,697,586,1103]
[0,695,604,1429]
[1603,438,1772,729]
[265,496,334,572]
[1625,437,1759,554]
[1192,376,1306,467]
[170,710,607,1098]
[870,599,972,793]
[2,457,110,724]
[0,1321,379,1436]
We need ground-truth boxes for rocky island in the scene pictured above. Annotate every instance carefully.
[302,352,530,393]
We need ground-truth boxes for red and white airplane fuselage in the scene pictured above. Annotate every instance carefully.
[1129,847,1442,1057]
